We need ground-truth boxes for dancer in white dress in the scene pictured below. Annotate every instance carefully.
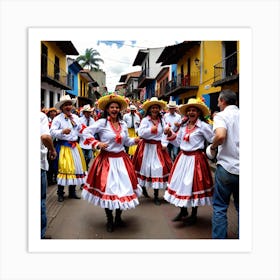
[81,93,141,232]
[132,97,172,205]
[164,98,214,225]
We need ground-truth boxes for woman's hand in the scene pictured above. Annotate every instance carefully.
[62,128,71,134]
[97,142,108,150]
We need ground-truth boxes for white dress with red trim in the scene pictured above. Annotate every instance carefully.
[163,119,214,207]
[81,118,142,210]
[132,116,172,189]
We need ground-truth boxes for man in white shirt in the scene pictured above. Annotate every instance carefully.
[79,104,95,168]
[40,112,57,238]
[163,100,182,161]
[207,89,239,239]
[123,104,141,157]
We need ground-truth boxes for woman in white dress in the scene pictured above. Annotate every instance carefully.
[132,97,172,205]
[164,98,214,225]
[81,93,141,232]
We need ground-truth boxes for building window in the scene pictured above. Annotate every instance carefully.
[41,88,45,108]
[50,91,54,107]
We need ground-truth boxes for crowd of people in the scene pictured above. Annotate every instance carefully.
[40,89,239,238]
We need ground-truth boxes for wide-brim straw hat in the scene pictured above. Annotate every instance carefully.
[46,107,57,115]
[167,100,177,109]
[97,93,129,111]
[179,97,210,117]
[55,95,77,110]
[81,104,94,112]
[142,97,167,112]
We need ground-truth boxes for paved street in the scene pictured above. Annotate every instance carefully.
[45,165,238,239]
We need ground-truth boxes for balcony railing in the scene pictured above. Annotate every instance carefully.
[164,72,200,96]
[213,51,238,83]
[41,54,73,89]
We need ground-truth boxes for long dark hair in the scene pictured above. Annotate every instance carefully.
[180,107,207,127]
[101,102,123,126]
[144,105,164,128]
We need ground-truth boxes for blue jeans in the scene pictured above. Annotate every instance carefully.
[41,169,47,238]
[212,164,239,239]
[167,143,179,161]
[82,148,93,168]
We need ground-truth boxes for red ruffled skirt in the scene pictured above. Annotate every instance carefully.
[164,150,213,207]
[82,150,142,210]
[132,139,172,189]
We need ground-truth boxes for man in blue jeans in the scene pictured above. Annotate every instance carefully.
[40,112,57,238]
[206,89,239,239]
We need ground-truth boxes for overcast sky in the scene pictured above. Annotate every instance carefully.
[70,40,177,92]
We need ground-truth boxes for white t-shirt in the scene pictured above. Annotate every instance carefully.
[40,112,50,171]
[213,105,239,175]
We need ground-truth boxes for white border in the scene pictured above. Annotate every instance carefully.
[28,27,252,253]
[1,1,279,279]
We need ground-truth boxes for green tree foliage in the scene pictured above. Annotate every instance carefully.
[75,48,104,71]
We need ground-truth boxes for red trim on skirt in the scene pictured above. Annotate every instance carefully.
[168,150,213,195]
[86,150,138,192]
[132,139,172,182]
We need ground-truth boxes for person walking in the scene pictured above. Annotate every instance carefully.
[81,93,142,232]
[132,97,172,205]
[206,89,239,239]
[50,95,87,202]
[79,104,95,168]
[40,112,57,238]
[46,107,58,185]
[164,98,214,225]
[123,104,141,157]
[163,100,182,161]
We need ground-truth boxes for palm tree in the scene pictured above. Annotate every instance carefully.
[75,48,104,71]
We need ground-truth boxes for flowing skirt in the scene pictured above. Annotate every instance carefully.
[132,139,172,189]
[164,150,213,207]
[55,141,87,186]
[82,150,142,210]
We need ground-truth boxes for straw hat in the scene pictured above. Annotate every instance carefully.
[167,100,177,109]
[179,97,210,117]
[81,104,94,112]
[97,93,128,111]
[46,107,57,116]
[129,104,137,111]
[142,97,167,112]
[55,95,77,110]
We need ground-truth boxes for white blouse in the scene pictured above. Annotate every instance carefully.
[137,116,169,147]
[168,119,214,152]
[82,118,136,153]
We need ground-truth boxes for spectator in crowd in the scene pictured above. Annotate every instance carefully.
[206,89,239,239]
[123,104,141,157]
[164,100,182,161]
[164,98,214,225]
[79,104,95,168]
[46,107,58,185]
[81,93,141,232]
[50,95,87,202]
[40,111,57,238]
[132,97,172,205]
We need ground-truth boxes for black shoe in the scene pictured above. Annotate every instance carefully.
[154,198,161,206]
[68,193,80,199]
[184,216,197,226]
[115,218,126,227]
[106,222,114,232]
[58,196,64,202]
[172,212,188,222]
